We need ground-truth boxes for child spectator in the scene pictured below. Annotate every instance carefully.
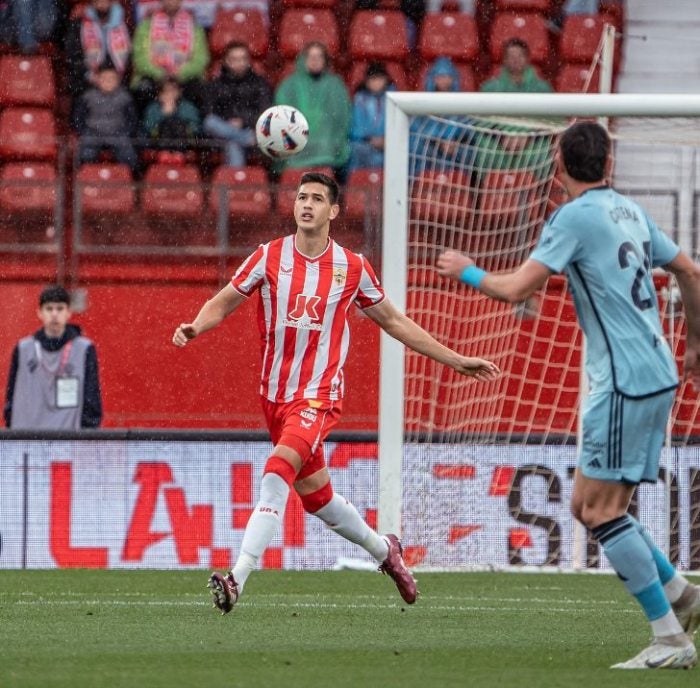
[142,76,200,153]
[73,65,138,170]
[65,0,132,101]
[409,57,477,175]
[349,62,393,171]
[203,41,272,168]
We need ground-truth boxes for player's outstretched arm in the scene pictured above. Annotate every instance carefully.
[665,251,700,390]
[436,250,551,303]
[172,284,246,347]
[363,299,500,381]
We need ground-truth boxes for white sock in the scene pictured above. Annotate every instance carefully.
[651,610,685,639]
[313,493,389,562]
[665,573,690,604]
[232,472,289,593]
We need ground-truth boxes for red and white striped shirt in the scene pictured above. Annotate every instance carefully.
[231,234,385,403]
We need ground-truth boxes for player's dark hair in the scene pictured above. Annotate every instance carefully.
[299,172,340,205]
[223,41,249,57]
[559,121,610,182]
[39,285,70,307]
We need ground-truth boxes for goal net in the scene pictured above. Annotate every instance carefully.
[378,93,700,572]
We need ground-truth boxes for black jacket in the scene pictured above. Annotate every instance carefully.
[4,324,103,428]
[205,66,273,129]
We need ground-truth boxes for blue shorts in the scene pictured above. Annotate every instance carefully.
[578,389,675,484]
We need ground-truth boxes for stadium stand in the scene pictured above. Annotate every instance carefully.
[489,12,550,65]
[417,13,479,64]
[278,8,340,59]
[0,55,55,107]
[348,11,410,62]
[208,9,269,59]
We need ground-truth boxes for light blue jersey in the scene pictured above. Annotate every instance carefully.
[530,186,680,399]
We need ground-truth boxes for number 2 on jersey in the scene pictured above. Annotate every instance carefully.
[618,240,652,310]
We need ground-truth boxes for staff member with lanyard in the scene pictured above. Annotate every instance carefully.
[4,285,103,430]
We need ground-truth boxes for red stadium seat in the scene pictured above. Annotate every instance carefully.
[555,62,600,93]
[209,166,272,218]
[418,13,479,63]
[141,164,204,217]
[208,9,269,58]
[278,9,340,59]
[348,61,410,93]
[76,163,135,216]
[559,14,606,63]
[344,169,382,221]
[490,12,550,64]
[0,108,56,161]
[0,56,55,107]
[417,61,476,92]
[0,162,57,213]
[282,0,338,8]
[276,166,334,216]
[349,11,409,62]
[410,170,473,226]
[495,0,551,11]
[477,169,539,225]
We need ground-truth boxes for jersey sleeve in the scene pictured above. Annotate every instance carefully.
[354,255,386,309]
[529,210,583,274]
[646,213,681,267]
[231,245,266,296]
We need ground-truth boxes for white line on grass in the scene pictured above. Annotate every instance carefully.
[11,598,638,614]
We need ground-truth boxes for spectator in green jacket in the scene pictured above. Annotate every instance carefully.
[274,42,351,180]
[130,0,209,112]
[142,77,201,154]
[480,38,552,94]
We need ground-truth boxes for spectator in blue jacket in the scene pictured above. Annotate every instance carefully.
[349,62,394,171]
[409,57,477,176]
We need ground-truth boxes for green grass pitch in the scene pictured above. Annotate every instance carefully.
[1,569,698,687]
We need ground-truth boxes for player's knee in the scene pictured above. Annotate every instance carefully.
[570,497,584,524]
[263,455,297,486]
[299,482,333,513]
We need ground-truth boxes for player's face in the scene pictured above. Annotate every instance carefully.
[224,47,250,76]
[294,183,339,231]
[38,302,71,338]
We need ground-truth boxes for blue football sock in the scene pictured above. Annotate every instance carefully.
[592,514,671,621]
[627,515,676,585]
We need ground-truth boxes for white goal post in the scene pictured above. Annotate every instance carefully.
[378,93,700,571]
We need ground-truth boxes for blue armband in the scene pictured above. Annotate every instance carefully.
[460,265,487,289]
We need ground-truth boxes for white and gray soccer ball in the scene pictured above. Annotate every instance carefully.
[255,105,309,159]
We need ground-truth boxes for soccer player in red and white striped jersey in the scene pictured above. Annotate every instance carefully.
[173,172,500,614]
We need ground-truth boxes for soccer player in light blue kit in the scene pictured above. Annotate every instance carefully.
[437,121,700,670]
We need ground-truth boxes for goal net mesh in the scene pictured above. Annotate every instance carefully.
[398,113,700,571]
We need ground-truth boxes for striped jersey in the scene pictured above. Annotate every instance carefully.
[231,234,385,403]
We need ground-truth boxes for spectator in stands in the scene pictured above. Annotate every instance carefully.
[349,62,394,172]
[202,41,272,168]
[409,57,477,175]
[480,38,553,94]
[65,0,132,102]
[73,65,138,170]
[142,76,200,155]
[274,42,351,180]
[0,0,58,54]
[131,0,209,112]
[4,285,103,430]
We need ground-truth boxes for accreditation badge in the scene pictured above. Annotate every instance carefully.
[56,376,79,409]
